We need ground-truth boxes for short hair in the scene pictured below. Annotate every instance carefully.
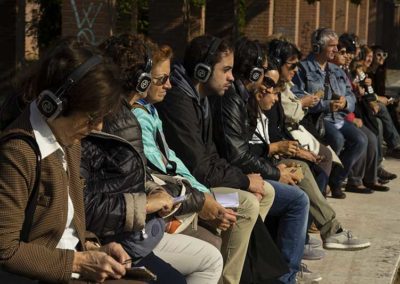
[311,28,338,48]
[100,33,158,94]
[339,33,357,53]
[22,37,122,117]
[183,35,233,79]
[153,45,174,66]
[232,37,266,80]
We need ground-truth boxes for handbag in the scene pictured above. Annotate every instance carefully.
[110,217,166,261]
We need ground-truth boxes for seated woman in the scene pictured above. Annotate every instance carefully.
[81,33,223,284]
[0,38,141,283]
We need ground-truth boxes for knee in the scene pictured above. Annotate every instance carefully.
[329,135,345,154]
[239,190,260,220]
[200,242,223,276]
[355,130,368,150]
[261,181,275,208]
[295,190,310,213]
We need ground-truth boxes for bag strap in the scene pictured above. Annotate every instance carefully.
[0,133,41,242]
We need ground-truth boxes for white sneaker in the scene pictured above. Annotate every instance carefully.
[296,263,322,283]
[323,229,371,250]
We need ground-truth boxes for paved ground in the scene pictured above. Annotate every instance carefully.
[302,70,400,284]
[303,157,400,284]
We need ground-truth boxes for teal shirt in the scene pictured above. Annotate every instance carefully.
[133,102,210,193]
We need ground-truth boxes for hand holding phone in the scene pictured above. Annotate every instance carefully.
[125,266,157,281]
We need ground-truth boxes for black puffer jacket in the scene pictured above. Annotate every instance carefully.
[81,100,205,238]
[210,79,281,181]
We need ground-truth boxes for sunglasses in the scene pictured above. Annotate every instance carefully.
[152,74,170,86]
[376,52,388,59]
[263,76,277,89]
[285,61,300,71]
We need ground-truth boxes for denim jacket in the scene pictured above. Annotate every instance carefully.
[291,53,356,125]
[133,100,210,193]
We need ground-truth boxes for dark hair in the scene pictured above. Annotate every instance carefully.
[232,37,266,80]
[268,39,301,69]
[183,35,233,79]
[100,33,158,94]
[22,37,122,117]
[338,33,357,53]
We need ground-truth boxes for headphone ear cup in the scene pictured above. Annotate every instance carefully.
[37,90,64,120]
[312,43,321,54]
[249,67,263,82]
[135,69,152,93]
[194,63,212,83]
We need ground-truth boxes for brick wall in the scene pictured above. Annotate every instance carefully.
[273,0,297,41]
[298,1,317,54]
[148,0,189,58]
[206,0,235,39]
[242,0,270,41]
[62,0,116,46]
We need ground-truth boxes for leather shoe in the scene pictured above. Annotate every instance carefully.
[377,167,397,180]
[345,185,374,194]
[364,183,390,192]
[331,187,346,199]
[378,178,390,185]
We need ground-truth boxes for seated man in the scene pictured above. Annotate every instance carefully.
[292,28,368,199]
[156,35,304,284]
[81,34,223,284]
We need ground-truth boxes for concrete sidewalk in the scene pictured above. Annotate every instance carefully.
[303,157,400,284]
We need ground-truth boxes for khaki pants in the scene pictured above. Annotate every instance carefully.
[282,159,342,239]
[211,182,275,284]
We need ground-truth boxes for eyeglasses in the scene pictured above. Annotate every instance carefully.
[263,76,277,89]
[376,52,388,59]
[152,74,170,86]
[285,61,300,71]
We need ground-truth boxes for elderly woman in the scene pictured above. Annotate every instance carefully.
[0,38,144,283]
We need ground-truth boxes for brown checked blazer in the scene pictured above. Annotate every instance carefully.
[0,108,87,283]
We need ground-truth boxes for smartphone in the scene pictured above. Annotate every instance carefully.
[125,266,157,281]
[172,193,192,205]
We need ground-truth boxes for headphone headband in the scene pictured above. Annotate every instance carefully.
[37,54,103,121]
[204,37,222,65]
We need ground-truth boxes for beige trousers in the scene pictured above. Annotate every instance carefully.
[212,182,275,284]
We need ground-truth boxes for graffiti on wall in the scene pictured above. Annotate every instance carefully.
[70,0,104,44]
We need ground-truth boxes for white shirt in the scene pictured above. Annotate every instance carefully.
[250,110,271,145]
[29,102,79,252]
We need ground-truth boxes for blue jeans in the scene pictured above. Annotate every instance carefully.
[376,103,400,149]
[266,180,309,284]
[324,120,368,188]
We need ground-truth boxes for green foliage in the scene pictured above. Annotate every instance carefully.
[237,0,246,30]
[191,0,206,8]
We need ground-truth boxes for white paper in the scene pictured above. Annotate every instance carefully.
[213,192,239,209]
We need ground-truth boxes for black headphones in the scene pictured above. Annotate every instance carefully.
[133,44,153,94]
[194,37,222,83]
[270,40,286,67]
[37,55,103,121]
[248,42,264,82]
[312,27,327,54]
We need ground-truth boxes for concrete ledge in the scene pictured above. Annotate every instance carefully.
[303,157,400,284]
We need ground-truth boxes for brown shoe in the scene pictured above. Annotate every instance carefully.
[345,184,374,194]
[331,187,346,199]
[364,183,390,192]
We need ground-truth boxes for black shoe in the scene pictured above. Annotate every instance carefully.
[345,185,374,194]
[364,183,390,192]
[331,187,346,199]
[377,167,397,180]
[378,178,390,185]
[386,148,400,159]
